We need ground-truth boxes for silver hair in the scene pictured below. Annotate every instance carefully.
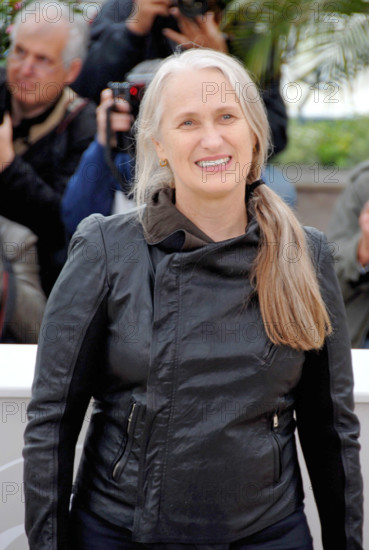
[133,48,271,209]
[11,0,89,67]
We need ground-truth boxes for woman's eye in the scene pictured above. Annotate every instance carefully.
[182,120,193,126]
[222,114,233,120]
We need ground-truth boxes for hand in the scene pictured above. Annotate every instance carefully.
[96,89,133,147]
[0,113,15,171]
[126,0,172,35]
[357,201,369,267]
[163,10,228,53]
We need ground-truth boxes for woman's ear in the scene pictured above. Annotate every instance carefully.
[253,135,258,152]
[151,137,166,162]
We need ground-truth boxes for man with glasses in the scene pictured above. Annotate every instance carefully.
[0,0,96,295]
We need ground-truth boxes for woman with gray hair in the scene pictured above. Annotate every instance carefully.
[24,49,362,550]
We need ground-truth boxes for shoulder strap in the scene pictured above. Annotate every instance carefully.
[56,96,89,135]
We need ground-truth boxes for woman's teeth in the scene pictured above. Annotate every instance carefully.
[196,157,230,167]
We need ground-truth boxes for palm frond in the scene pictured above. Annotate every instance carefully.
[222,0,369,83]
[290,14,369,83]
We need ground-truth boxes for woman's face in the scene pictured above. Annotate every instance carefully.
[153,67,256,205]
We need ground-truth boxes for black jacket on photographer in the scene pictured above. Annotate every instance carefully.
[0,69,96,295]
[72,0,288,156]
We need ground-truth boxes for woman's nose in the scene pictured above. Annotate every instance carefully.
[200,125,223,150]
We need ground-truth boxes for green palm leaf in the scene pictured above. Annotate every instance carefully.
[222,0,369,83]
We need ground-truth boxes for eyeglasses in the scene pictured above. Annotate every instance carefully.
[8,47,62,75]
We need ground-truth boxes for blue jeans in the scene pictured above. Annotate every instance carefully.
[69,506,313,550]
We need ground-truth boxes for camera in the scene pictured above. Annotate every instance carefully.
[107,59,162,123]
[177,0,208,18]
[107,59,162,153]
[107,81,142,120]
[107,80,145,152]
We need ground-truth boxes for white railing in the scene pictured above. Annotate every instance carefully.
[1,345,368,550]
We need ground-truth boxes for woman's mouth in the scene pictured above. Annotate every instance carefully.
[196,156,231,168]
[195,156,232,174]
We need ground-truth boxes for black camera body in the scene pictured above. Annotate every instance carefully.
[107,80,147,153]
[107,81,142,120]
[177,0,208,18]
[107,58,162,114]
[106,59,162,153]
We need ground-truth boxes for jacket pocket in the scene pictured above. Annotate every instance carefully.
[111,401,141,482]
[271,412,282,483]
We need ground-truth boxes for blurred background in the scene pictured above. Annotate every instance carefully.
[2,0,369,228]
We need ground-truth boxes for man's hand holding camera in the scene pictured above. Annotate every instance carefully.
[126,0,227,53]
[0,113,15,171]
[126,0,172,35]
[96,88,133,147]
[163,9,227,52]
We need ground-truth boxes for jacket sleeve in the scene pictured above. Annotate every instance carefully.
[295,230,363,550]
[23,215,110,550]
[0,102,96,247]
[1,218,46,343]
[326,173,369,300]
[72,0,149,102]
[61,140,123,237]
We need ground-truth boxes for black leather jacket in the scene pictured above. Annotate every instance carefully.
[23,212,362,549]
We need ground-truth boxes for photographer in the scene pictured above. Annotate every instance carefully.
[0,0,95,294]
[62,88,135,237]
[73,0,227,102]
[327,161,369,348]
[0,0,96,295]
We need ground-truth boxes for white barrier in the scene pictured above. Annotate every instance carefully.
[0,345,368,550]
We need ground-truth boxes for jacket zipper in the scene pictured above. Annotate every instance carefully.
[127,402,137,435]
[112,402,138,481]
[273,412,278,429]
[271,411,282,483]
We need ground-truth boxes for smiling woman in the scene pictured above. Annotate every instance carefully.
[134,50,269,212]
[24,48,363,550]
[150,68,256,238]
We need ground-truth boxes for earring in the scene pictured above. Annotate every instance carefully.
[159,159,168,167]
